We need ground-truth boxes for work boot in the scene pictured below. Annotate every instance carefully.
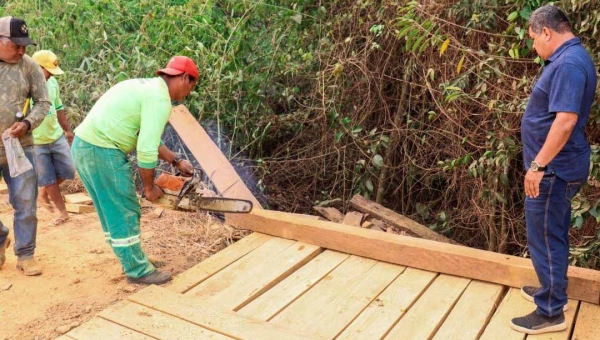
[16,258,42,276]
[520,286,568,311]
[510,310,566,335]
[0,238,10,268]
[127,270,172,285]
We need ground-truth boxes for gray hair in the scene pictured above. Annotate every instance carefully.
[529,5,572,34]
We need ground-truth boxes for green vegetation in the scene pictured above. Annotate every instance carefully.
[2,0,599,268]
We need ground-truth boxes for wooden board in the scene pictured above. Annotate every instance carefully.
[99,301,232,339]
[64,193,93,205]
[350,194,455,243]
[238,250,349,321]
[313,206,344,222]
[128,285,319,340]
[204,242,323,311]
[271,256,404,339]
[338,268,438,340]
[342,211,365,227]
[384,274,471,340]
[226,209,600,304]
[572,302,600,340]
[170,232,272,293]
[185,237,296,298]
[169,105,262,208]
[65,203,96,214]
[528,300,578,340]
[67,317,154,340]
[432,281,505,340]
[479,288,531,340]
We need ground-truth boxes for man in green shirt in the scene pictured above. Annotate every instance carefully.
[32,50,75,227]
[71,56,196,285]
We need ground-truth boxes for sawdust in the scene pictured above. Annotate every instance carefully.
[0,190,249,340]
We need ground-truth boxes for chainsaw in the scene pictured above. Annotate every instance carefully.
[152,172,253,214]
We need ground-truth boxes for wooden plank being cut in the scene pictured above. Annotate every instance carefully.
[384,274,471,340]
[99,301,232,339]
[342,211,365,227]
[238,250,350,321]
[170,232,272,293]
[271,256,404,339]
[129,285,319,340]
[226,209,600,304]
[572,302,600,340]
[350,194,455,243]
[64,193,93,205]
[67,317,153,340]
[338,268,437,340]
[54,336,75,340]
[65,204,95,214]
[528,300,578,340]
[432,281,505,340]
[169,105,262,208]
[185,237,296,298]
[313,206,344,222]
[203,242,323,311]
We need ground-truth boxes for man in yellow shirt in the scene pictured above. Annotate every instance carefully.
[32,50,75,227]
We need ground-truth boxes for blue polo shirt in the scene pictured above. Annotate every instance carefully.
[521,38,597,181]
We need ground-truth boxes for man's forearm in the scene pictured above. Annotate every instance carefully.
[158,144,177,165]
[56,110,71,133]
[139,167,155,191]
[534,112,578,166]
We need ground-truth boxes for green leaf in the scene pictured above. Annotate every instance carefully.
[372,154,384,168]
[365,179,374,192]
[507,11,519,22]
[335,131,344,143]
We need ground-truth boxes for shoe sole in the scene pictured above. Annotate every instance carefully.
[126,276,172,285]
[509,320,567,335]
[520,288,568,311]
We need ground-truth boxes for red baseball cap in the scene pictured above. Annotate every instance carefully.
[156,56,199,79]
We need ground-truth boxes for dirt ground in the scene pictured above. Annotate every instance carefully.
[0,191,248,340]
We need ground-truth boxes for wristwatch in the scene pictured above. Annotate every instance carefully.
[530,160,547,172]
[171,155,183,167]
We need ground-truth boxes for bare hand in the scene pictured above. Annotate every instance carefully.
[64,131,74,145]
[8,122,28,138]
[176,160,194,177]
[144,184,164,202]
[524,170,544,198]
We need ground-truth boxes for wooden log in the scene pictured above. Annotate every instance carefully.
[350,194,455,244]
[64,193,93,205]
[341,211,365,227]
[65,204,95,214]
[169,105,262,209]
[226,209,600,305]
[313,206,344,223]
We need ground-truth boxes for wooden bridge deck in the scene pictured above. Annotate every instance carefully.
[58,230,599,340]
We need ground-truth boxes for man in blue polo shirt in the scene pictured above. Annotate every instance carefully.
[510,5,597,335]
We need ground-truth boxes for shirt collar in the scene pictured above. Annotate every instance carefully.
[545,37,581,65]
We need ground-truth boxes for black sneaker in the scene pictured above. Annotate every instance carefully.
[520,286,568,311]
[510,310,566,335]
[127,270,172,285]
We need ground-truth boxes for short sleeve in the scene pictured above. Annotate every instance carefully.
[548,63,587,115]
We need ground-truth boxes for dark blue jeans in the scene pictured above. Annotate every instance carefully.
[0,146,38,259]
[525,174,584,317]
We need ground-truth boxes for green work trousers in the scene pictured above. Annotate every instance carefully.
[71,137,154,278]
